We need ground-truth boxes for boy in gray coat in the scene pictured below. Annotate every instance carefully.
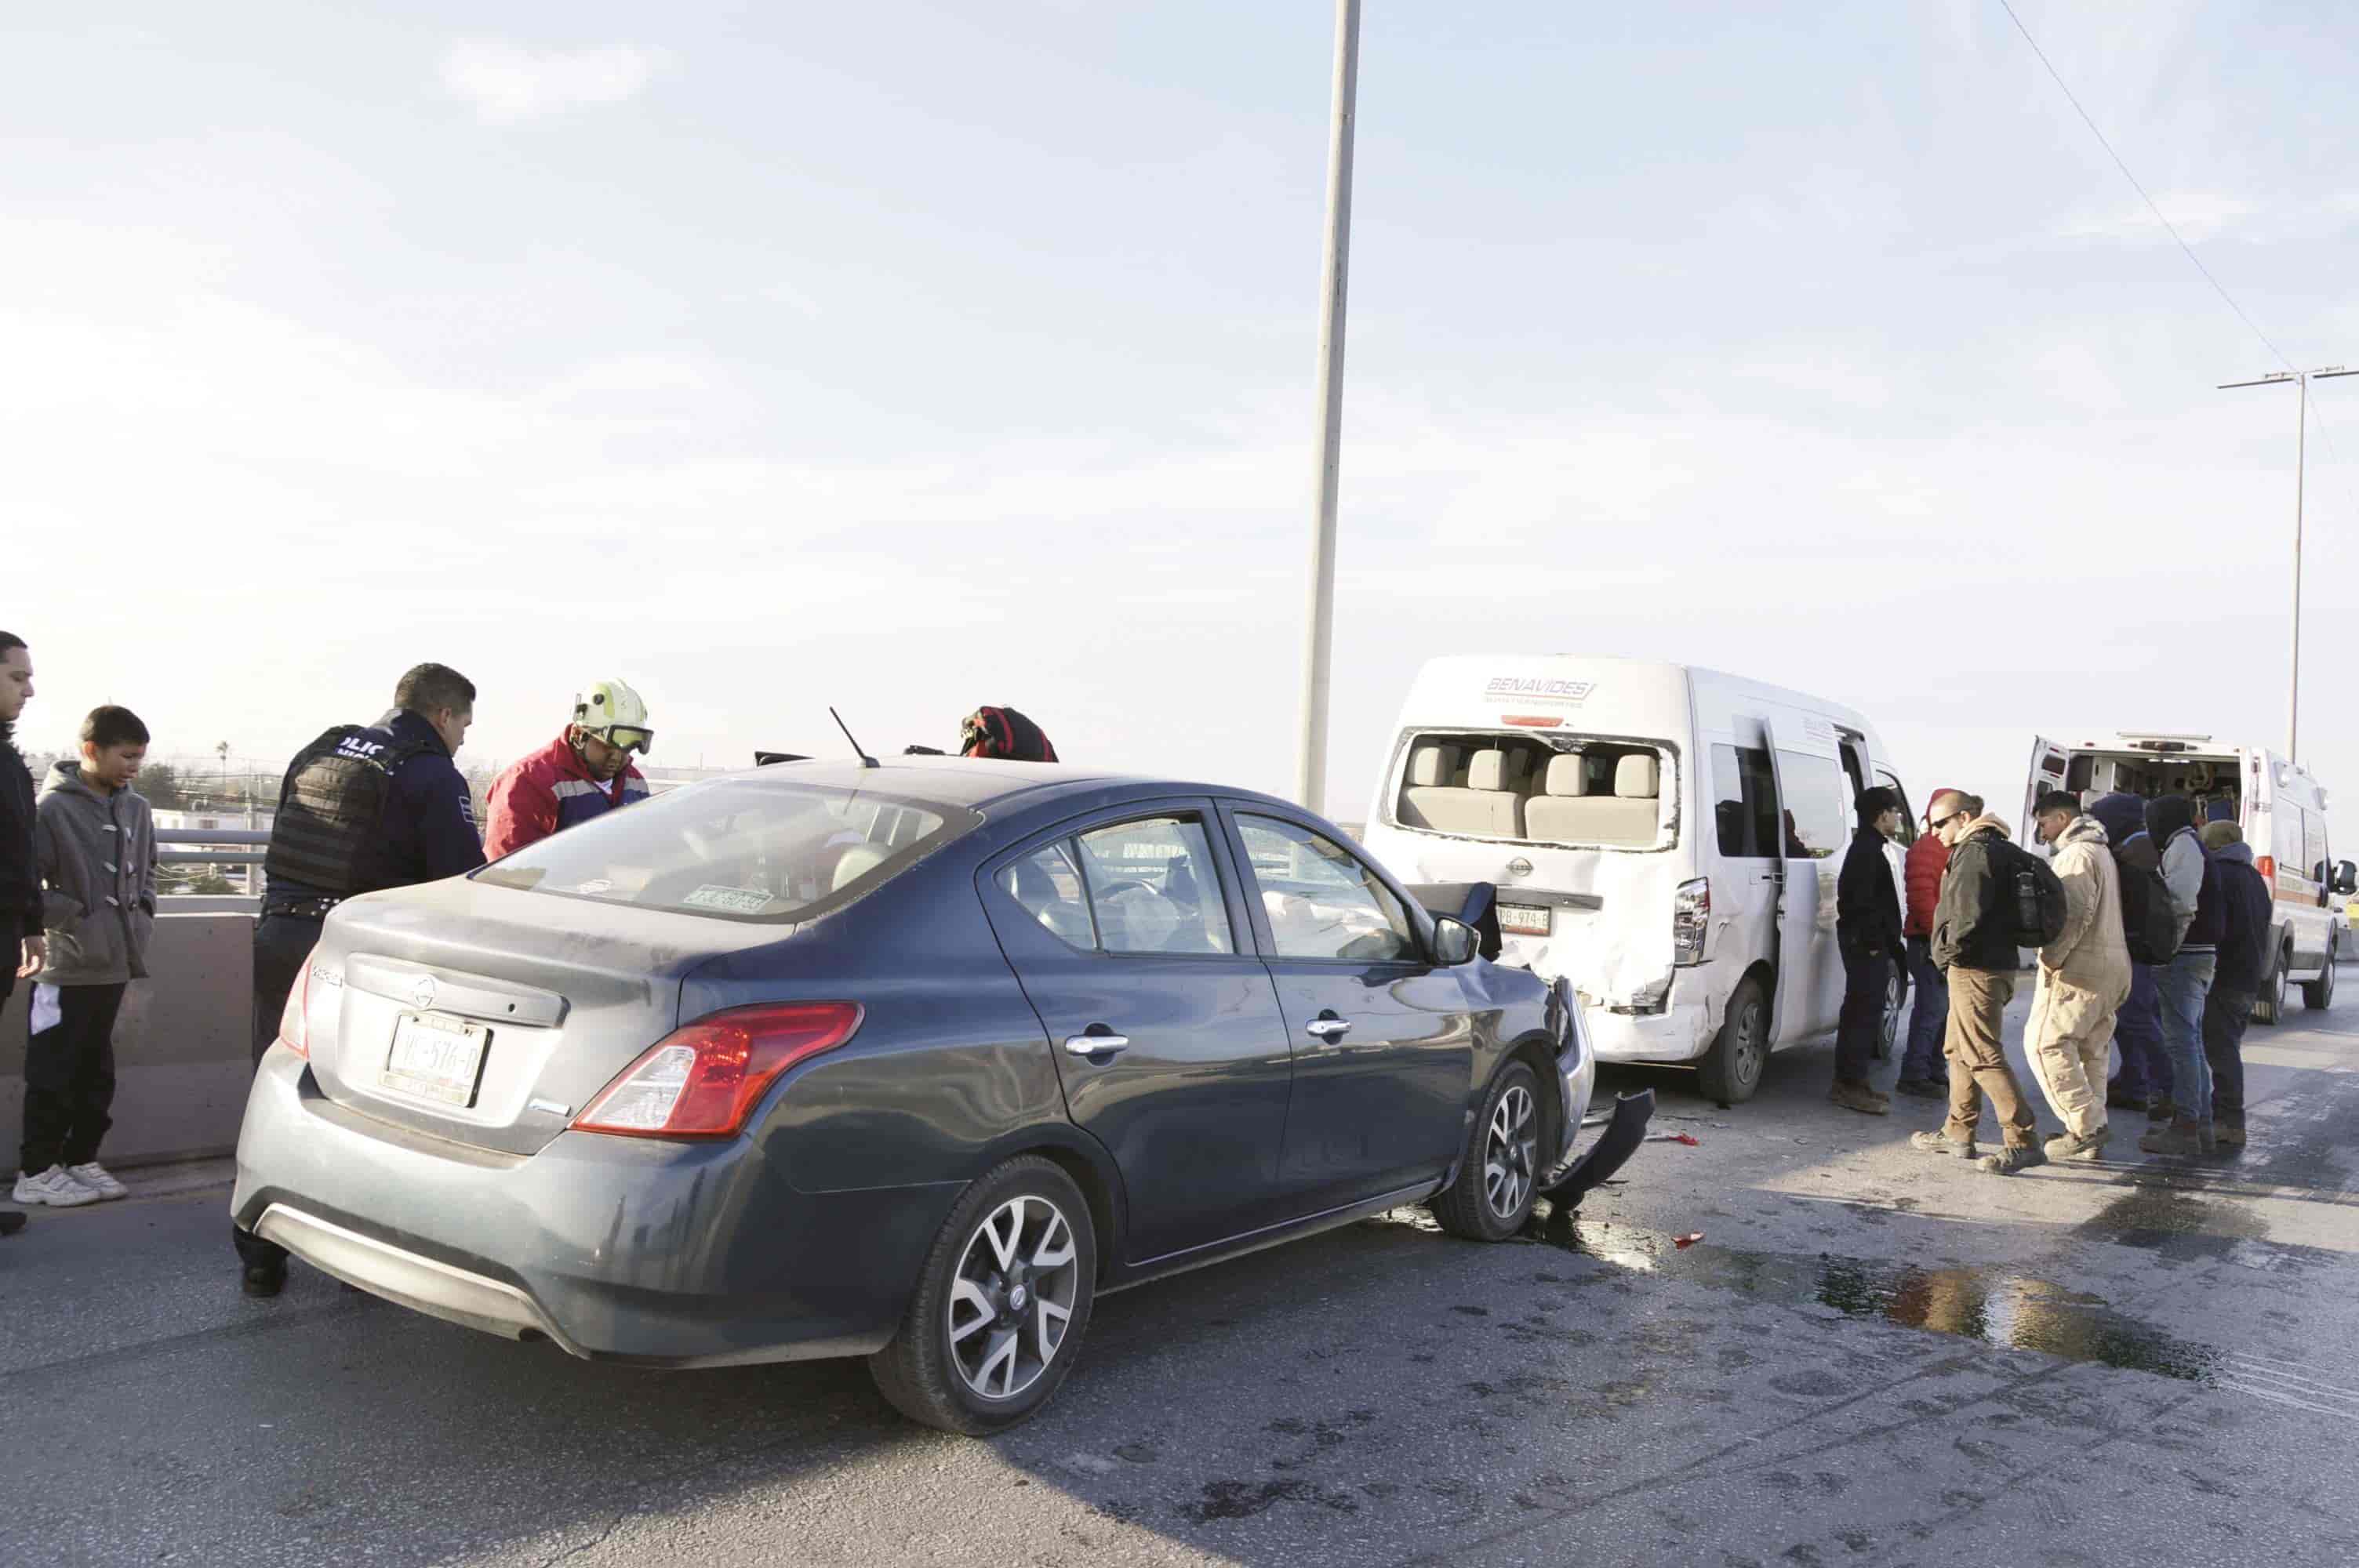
[13,706,156,1207]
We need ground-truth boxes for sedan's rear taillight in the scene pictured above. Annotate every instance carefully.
[572,1002,863,1140]
[278,948,317,1058]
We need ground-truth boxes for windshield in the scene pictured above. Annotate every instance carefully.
[1391,729,1676,851]
[475,778,979,922]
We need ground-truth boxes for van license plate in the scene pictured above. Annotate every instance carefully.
[382,1013,490,1107]
[1499,904,1551,936]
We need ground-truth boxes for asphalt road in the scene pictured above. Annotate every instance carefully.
[8,985,2359,1568]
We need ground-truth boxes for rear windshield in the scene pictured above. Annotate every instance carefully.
[474,779,980,923]
[1391,730,1676,851]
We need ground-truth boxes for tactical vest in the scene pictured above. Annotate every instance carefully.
[263,725,433,896]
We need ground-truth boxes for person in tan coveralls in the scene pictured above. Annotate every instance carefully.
[2025,790,2132,1160]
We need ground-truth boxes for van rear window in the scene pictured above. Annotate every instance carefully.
[1393,731,1673,849]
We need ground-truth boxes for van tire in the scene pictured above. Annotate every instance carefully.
[2303,938,2336,1011]
[2255,945,2291,1025]
[1701,975,1769,1105]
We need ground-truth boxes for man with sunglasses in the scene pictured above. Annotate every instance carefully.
[482,679,655,861]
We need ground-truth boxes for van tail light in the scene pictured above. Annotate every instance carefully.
[1673,878,1710,967]
[2257,855,2277,885]
[573,1002,863,1140]
[278,948,318,1058]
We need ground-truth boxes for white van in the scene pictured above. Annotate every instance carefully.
[2022,733,2357,1021]
[1358,656,1913,1104]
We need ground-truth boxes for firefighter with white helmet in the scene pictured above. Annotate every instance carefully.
[482,679,655,859]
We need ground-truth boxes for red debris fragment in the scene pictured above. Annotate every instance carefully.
[1674,1232,1705,1249]
[1643,1131,1699,1145]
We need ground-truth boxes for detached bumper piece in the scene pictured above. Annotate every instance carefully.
[1536,1088,1654,1203]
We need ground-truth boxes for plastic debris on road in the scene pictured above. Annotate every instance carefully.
[1644,1131,1700,1146]
[1674,1232,1705,1249]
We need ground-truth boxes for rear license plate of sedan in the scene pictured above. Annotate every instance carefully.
[382,1012,490,1107]
[1499,903,1552,937]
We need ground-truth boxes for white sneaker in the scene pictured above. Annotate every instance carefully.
[66,1161,128,1200]
[13,1165,100,1208]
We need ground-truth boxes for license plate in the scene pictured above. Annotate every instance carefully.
[382,1012,490,1107]
[1499,903,1552,937]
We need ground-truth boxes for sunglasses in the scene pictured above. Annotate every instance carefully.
[1929,811,1967,829]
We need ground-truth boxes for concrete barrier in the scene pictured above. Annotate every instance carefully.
[2,913,256,1171]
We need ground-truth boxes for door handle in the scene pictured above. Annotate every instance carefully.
[1305,1017,1352,1042]
[1063,1031,1130,1057]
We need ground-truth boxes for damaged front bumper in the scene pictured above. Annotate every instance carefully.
[1539,973,1654,1200]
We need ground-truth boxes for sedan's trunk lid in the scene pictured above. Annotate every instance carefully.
[296,877,790,1156]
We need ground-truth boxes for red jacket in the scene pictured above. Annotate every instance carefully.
[1903,832,1950,938]
[482,735,650,861]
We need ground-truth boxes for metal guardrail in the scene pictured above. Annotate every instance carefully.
[155,828,270,866]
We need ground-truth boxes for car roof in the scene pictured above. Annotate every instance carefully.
[697,756,1307,818]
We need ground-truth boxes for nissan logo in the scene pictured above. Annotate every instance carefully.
[1506,858,1533,878]
[411,974,438,1011]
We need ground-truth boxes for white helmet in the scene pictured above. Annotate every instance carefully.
[572,679,653,755]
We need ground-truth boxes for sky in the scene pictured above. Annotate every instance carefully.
[8,1,2359,829]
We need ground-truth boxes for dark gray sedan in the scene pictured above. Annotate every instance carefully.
[232,759,1646,1432]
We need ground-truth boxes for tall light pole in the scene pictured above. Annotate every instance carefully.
[2219,365,2357,764]
[1295,0,1361,814]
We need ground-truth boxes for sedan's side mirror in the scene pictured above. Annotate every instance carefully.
[2335,860,2358,898]
[1432,915,1478,967]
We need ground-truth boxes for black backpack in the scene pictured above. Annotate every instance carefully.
[1987,837,2068,948]
[2111,848,2180,966]
[262,724,432,895]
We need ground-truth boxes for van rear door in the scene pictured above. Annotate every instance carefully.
[2023,735,2071,840]
[1763,721,1846,1047]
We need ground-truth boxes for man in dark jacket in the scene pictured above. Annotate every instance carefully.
[1913,808,2045,1174]
[235,662,488,1296]
[2197,821,2272,1150]
[2087,793,2171,1118]
[1832,787,1906,1114]
[0,633,38,1237]
[1897,788,1971,1098]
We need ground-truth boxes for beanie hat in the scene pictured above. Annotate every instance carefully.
[1854,786,1902,820]
[2200,820,2243,851]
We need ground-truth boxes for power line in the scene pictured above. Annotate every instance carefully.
[1994,0,2295,376]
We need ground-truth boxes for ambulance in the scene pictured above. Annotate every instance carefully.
[1358,656,1914,1104]
[2022,734,2355,1022]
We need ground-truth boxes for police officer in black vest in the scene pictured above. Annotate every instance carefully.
[235,662,487,1295]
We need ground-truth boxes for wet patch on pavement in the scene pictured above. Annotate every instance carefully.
[1518,1208,2227,1383]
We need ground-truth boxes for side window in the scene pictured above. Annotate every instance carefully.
[1710,744,1779,859]
[1236,814,1417,963]
[1075,816,1235,955]
[1776,751,1848,860]
[998,840,1096,950]
[1877,768,1917,845]
[2304,807,2329,883]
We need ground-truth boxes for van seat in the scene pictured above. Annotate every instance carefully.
[1401,748,1524,838]
[1525,751,1659,847]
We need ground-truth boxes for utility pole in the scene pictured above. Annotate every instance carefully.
[1295,0,1361,815]
[2219,365,2357,763]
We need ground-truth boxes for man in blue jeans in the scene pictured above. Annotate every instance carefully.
[1896,789,1971,1098]
[2143,794,2218,1156]
[2087,793,2170,1117]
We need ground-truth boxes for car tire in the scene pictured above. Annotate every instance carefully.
[2303,938,2337,1011]
[867,1155,1097,1436]
[1699,974,1768,1105]
[1431,1060,1544,1242]
[2255,946,2291,1026]
[1874,967,1903,1062]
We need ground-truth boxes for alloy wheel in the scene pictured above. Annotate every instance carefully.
[1484,1083,1539,1221]
[1732,998,1767,1090]
[947,1195,1079,1402]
